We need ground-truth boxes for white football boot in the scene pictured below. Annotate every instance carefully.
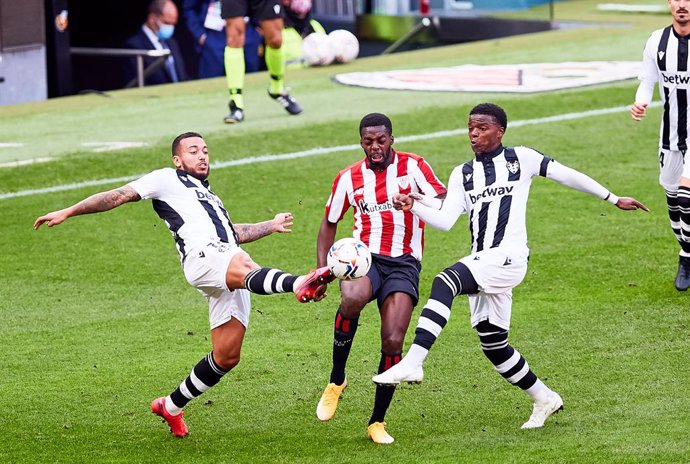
[521,391,563,429]
[372,357,424,385]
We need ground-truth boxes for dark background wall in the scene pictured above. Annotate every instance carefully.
[68,0,199,93]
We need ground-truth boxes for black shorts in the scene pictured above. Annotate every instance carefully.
[221,0,283,20]
[366,253,422,308]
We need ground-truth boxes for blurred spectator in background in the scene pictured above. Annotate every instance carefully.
[281,0,325,68]
[184,1,263,77]
[124,0,189,86]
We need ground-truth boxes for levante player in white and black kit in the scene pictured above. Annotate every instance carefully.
[314,113,447,444]
[373,104,648,429]
[34,132,334,438]
[631,0,690,291]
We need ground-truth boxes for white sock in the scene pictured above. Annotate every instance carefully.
[525,378,551,402]
[165,396,183,416]
[404,344,430,366]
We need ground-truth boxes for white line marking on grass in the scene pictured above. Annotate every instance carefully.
[0,157,53,168]
[0,102,662,201]
[81,142,149,152]
[0,143,24,148]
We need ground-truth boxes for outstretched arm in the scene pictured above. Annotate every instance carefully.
[33,185,141,229]
[546,161,649,212]
[234,212,293,244]
[393,166,466,231]
[316,216,338,267]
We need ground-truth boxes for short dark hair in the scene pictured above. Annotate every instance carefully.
[172,131,203,156]
[148,0,169,15]
[469,103,508,130]
[359,113,392,136]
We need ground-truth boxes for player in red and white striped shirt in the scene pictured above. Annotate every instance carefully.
[315,113,446,444]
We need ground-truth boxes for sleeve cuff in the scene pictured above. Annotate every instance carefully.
[605,192,619,205]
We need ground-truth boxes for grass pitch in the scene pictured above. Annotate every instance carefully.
[1,2,688,463]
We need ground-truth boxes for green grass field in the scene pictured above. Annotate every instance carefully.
[1,2,689,462]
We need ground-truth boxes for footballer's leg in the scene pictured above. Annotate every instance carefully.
[373,262,478,385]
[674,176,690,290]
[262,17,302,115]
[226,251,334,302]
[367,292,414,445]
[473,315,562,430]
[223,16,247,123]
[152,308,246,437]
[660,151,690,290]
[316,278,370,421]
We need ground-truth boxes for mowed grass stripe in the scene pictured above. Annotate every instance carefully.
[0,101,662,201]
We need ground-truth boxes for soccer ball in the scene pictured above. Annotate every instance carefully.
[328,29,359,63]
[302,32,335,66]
[327,238,372,280]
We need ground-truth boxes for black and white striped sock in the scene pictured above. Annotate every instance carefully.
[476,320,549,400]
[677,186,690,257]
[405,262,478,365]
[243,267,299,295]
[166,352,228,415]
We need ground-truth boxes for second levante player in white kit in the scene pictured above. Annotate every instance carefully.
[373,104,648,429]
[631,0,690,290]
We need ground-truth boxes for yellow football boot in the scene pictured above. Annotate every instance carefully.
[316,379,347,421]
[367,421,394,444]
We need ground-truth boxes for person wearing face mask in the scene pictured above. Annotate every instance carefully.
[124,0,189,86]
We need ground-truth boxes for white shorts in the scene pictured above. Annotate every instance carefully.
[659,148,690,191]
[183,241,252,329]
[459,248,528,331]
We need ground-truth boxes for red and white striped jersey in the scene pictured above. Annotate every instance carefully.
[325,150,447,261]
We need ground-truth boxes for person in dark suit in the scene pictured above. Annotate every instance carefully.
[183,0,263,78]
[124,0,189,86]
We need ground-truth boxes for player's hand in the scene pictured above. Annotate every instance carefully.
[33,209,70,229]
[630,102,648,121]
[616,197,649,212]
[392,193,414,211]
[272,212,293,233]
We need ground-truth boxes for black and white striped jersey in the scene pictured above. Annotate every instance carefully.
[129,168,239,261]
[638,25,690,151]
[411,145,616,257]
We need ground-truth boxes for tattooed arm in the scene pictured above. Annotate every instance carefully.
[34,185,141,229]
[234,212,293,244]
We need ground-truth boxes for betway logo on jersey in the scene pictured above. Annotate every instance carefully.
[469,185,514,204]
[662,72,690,86]
[196,189,224,208]
[358,199,394,214]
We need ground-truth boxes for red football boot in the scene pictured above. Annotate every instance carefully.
[294,267,336,302]
[151,397,189,438]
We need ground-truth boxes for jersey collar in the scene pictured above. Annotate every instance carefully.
[475,144,504,161]
[176,169,210,187]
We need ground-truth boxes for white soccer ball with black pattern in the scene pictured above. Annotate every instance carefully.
[302,32,335,66]
[328,29,359,63]
[327,238,371,280]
